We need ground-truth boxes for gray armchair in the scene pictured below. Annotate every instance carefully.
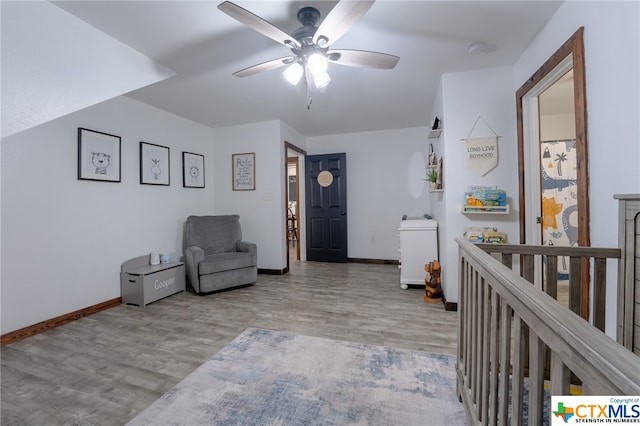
[184,215,257,294]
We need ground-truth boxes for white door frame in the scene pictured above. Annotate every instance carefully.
[521,54,573,287]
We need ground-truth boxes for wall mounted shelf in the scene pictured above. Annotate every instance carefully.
[428,129,442,139]
[461,205,510,214]
[425,158,443,192]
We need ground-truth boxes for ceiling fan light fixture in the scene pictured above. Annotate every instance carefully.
[219,1,399,108]
[307,53,328,74]
[312,70,331,88]
[283,62,304,85]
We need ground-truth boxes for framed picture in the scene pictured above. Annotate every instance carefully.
[77,127,121,182]
[140,142,170,186]
[232,152,255,191]
[182,152,205,188]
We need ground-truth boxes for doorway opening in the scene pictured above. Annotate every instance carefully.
[538,70,577,307]
[288,157,300,261]
[516,27,590,318]
[285,142,306,270]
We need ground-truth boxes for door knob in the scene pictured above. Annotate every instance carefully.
[341,211,346,216]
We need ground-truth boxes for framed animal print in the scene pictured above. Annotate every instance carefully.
[182,152,205,188]
[77,127,121,182]
[140,142,170,186]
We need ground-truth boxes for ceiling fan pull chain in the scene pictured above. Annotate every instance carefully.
[306,73,313,110]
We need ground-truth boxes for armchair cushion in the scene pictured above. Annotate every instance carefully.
[199,251,257,275]
[186,215,242,250]
[204,239,239,255]
[236,240,257,254]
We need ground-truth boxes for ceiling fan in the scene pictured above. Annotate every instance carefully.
[218,0,399,107]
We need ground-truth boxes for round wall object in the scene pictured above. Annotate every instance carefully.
[317,170,334,187]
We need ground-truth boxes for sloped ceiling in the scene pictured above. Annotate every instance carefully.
[1,1,175,138]
[43,1,562,136]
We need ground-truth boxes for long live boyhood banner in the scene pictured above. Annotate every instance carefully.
[464,136,499,176]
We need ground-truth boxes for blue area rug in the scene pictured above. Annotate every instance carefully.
[128,328,468,425]
[510,377,551,425]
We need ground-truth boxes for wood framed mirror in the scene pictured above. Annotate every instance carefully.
[516,27,590,317]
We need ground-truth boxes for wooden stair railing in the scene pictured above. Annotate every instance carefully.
[474,243,621,332]
[456,239,640,425]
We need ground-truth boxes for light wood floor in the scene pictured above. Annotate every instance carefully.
[1,260,458,425]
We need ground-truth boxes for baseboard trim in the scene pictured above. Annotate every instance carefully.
[1,297,121,346]
[348,258,400,265]
[443,300,458,312]
[258,268,288,275]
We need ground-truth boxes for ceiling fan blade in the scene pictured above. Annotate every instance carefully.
[218,1,300,48]
[327,49,399,69]
[312,0,375,47]
[232,56,295,78]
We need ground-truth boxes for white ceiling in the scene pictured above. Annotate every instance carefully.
[53,0,563,137]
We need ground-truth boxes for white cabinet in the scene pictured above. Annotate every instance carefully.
[398,219,438,289]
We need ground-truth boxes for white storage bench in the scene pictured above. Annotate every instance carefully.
[120,255,185,307]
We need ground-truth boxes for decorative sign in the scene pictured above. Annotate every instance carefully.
[464,136,499,176]
[232,152,255,191]
[317,170,334,187]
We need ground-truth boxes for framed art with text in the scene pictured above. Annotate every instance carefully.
[140,142,170,186]
[182,152,205,188]
[77,127,121,182]
[232,152,255,191]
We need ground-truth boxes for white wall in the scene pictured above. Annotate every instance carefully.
[1,1,174,138]
[513,0,640,336]
[429,81,447,275]
[433,66,519,303]
[1,97,214,334]
[212,120,304,271]
[280,122,307,154]
[540,113,575,141]
[515,0,640,245]
[307,127,430,260]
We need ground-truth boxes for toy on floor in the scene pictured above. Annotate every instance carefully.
[424,260,442,303]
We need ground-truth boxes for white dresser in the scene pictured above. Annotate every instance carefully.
[398,218,438,289]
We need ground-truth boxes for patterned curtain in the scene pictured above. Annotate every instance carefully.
[540,139,577,280]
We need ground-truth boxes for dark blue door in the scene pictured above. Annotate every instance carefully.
[305,153,347,262]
